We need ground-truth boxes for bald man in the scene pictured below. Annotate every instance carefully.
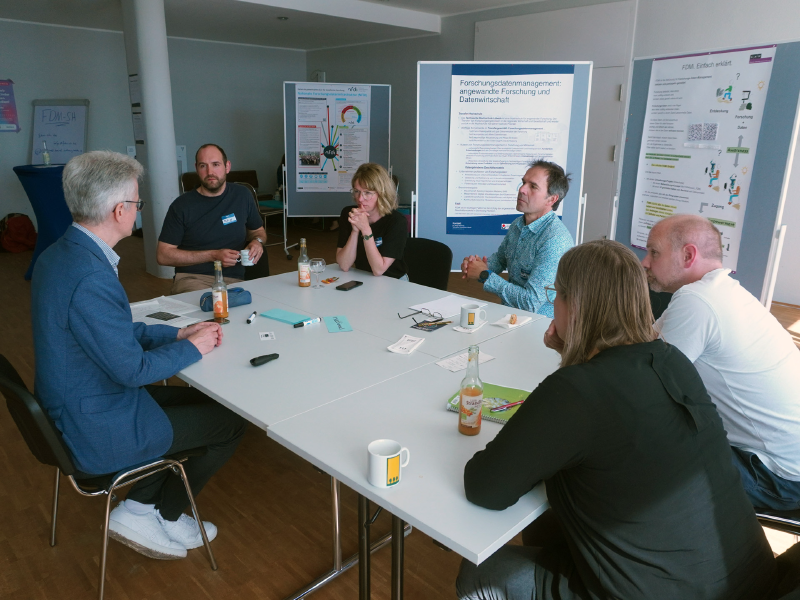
[643,214,800,511]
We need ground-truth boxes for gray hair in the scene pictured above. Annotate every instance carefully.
[527,159,571,211]
[62,151,143,225]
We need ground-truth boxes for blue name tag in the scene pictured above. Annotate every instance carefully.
[375,237,383,247]
[221,213,237,225]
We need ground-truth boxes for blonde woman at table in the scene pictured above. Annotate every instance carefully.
[456,240,775,600]
[336,163,408,280]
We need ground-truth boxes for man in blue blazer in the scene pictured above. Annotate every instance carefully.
[31,151,246,560]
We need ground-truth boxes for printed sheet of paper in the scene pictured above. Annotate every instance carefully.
[295,84,371,192]
[630,45,776,271]
[446,64,574,235]
[436,351,495,373]
[408,295,485,319]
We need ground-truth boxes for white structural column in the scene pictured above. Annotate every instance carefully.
[121,0,178,278]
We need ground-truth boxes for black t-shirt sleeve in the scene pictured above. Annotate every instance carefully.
[464,371,593,511]
[158,200,185,246]
[376,211,408,259]
[337,205,355,248]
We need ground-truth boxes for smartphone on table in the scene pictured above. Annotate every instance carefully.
[336,281,363,291]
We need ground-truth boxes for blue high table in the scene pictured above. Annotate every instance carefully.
[12,165,72,280]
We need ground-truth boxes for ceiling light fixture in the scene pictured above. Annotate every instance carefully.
[277,16,289,20]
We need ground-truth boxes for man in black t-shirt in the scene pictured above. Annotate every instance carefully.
[157,144,266,294]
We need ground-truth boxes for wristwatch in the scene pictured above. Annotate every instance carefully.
[362,233,374,241]
[479,270,491,284]
[254,237,264,245]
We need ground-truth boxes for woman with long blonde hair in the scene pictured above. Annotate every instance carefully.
[335,163,408,279]
[457,240,774,600]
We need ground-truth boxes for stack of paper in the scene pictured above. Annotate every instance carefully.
[388,335,425,355]
[130,296,201,328]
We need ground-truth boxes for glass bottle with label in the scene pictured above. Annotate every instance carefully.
[458,345,483,436]
[298,238,311,287]
[212,260,229,323]
[41,142,51,166]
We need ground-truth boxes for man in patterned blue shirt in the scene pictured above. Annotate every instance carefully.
[461,161,574,318]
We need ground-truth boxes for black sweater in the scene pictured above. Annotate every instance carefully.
[465,340,775,600]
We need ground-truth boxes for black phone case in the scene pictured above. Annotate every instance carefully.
[336,281,363,291]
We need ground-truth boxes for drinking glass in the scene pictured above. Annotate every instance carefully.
[310,258,326,289]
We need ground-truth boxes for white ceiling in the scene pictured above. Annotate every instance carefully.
[0,0,548,51]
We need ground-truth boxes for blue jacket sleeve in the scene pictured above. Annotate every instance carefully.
[70,270,202,387]
[132,322,182,351]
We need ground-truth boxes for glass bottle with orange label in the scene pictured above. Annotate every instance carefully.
[458,345,483,436]
[298,238,310,287]
[212,260,229,323]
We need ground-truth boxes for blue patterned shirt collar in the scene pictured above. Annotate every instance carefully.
[522,210,557,234]
[71,222,120,276]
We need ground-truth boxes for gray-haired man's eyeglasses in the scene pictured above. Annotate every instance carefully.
[124,200,146,212]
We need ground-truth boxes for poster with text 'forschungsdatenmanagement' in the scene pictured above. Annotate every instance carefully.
[295,84,371,193]
[630,45,776,271]
[446,64,574,235]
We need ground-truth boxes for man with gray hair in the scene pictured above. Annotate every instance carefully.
[643,214,800,510]
[31,151,246,560]
[460,160,573,317]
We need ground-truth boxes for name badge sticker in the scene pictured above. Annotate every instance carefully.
[221,213,237,225]
[375,237,383,247]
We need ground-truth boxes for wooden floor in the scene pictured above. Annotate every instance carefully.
[1,219,798,598]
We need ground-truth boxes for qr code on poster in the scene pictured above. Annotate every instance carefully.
[688,123,703,141]
[702,122,719,141]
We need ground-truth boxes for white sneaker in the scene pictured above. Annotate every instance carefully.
[108,503,187,559]
[156,510,217,550]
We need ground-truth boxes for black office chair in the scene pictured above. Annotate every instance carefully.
[243,249,270,280]
[757,510,800,537]
[0,355,217,600]
[649,290,673,320]
[403,237,453,291]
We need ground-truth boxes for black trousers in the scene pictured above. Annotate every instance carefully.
[125,385,247,521]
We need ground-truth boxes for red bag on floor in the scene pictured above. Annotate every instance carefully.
[0,213,37,253]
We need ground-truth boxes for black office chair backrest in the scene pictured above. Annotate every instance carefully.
[243,251,270,280]
[180,172,201,194]
[230,182,271,280]
[0,354,78,476]
[403,238,453,291]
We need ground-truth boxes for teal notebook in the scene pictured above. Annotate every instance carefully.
[261,308,310,325]
[446,382,530,425]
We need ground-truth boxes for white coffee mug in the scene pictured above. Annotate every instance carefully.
[239,249,254,266]
[460,304,487,329]
[368,439,410,488]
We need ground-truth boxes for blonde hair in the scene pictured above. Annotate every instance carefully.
[555,240,655,367]
[351,163,397,217]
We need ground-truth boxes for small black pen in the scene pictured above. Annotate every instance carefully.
[247,311,257,324]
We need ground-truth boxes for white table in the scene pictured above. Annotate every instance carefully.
[242,265,546,359]
[267,319,560,597]
[165,274,557,599]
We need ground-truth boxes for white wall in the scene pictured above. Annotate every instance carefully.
[168,37,305,193]
[634,0,800,305]
[0,21,131,226]
[306,0,619,208]
[0,20,306,228]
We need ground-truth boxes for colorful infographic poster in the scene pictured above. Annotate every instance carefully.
[446,64,573,235]
[295,84,371,192]
[630,46,776,271]
[0,80,20,132]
